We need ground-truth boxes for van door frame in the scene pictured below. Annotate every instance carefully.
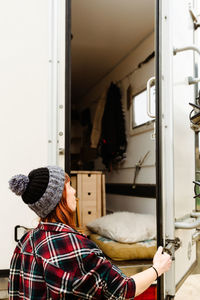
[155,0,164,298]
[65,0,164,298]
[65,0,71,175]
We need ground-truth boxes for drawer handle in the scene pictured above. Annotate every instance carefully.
[88,192,91,195]
[88,211,91,215]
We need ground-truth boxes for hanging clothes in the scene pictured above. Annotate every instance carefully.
[99,82,127,170]
[90,89,107,149]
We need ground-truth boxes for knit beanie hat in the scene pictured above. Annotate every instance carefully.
[8,166,65,218]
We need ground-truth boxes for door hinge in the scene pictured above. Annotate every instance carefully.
[165,296,175,300]
[164,237,181,258]
[59,148,65,155]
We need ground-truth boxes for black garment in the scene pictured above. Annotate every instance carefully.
[100,83,127,169]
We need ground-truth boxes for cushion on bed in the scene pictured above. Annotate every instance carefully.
[86,211,156,243]
[90,233,156,261]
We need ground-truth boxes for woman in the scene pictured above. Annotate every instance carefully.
[8,165,171,299]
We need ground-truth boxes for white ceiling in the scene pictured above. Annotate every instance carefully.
[71,0,155,101]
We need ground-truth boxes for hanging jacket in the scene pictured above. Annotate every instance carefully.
[100,82,127,169]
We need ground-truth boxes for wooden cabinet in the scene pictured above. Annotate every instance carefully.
[71,171,106,232]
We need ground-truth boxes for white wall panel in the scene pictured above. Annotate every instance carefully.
[172,0,195,220]
[0,0,49,270]
[106,194,156,215]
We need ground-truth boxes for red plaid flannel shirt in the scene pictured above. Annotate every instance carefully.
[8,222,135,299]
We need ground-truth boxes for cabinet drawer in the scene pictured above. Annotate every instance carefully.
[82,188,97,203]
[71,171,105,228]
[82,208,97,225]
[81,174,97,197]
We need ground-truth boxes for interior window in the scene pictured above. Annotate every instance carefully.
[132,86,155,129]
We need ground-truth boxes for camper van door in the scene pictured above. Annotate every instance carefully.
[158,0,199,298]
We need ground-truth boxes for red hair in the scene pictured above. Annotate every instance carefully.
[41,174,76,229]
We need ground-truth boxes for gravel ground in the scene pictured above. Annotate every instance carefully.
[175,274,200,299]
[175,241,200,299]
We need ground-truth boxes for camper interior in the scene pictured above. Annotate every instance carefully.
[70,0,157,284]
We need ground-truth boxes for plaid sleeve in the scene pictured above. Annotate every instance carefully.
[41,232,135,299]
[78,249,136,299]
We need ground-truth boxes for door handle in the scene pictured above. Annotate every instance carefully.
[173,45,200,84]
[14,225,30,242]
[146,76,155,118]
[192,230,200,245]
[173,45,200,55]
[164,237,181,257]
[175,214,200,229]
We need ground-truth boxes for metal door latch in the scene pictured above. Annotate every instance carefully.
[164,237,181,258]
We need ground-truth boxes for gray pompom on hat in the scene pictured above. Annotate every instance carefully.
[8,166,65,218]
[9,174,29,196]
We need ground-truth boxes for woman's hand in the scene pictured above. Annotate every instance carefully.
[153,246,172,276]
[132,245,172,296]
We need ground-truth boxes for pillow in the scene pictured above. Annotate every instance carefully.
[86,211,156,243]
[89,233,156,261]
